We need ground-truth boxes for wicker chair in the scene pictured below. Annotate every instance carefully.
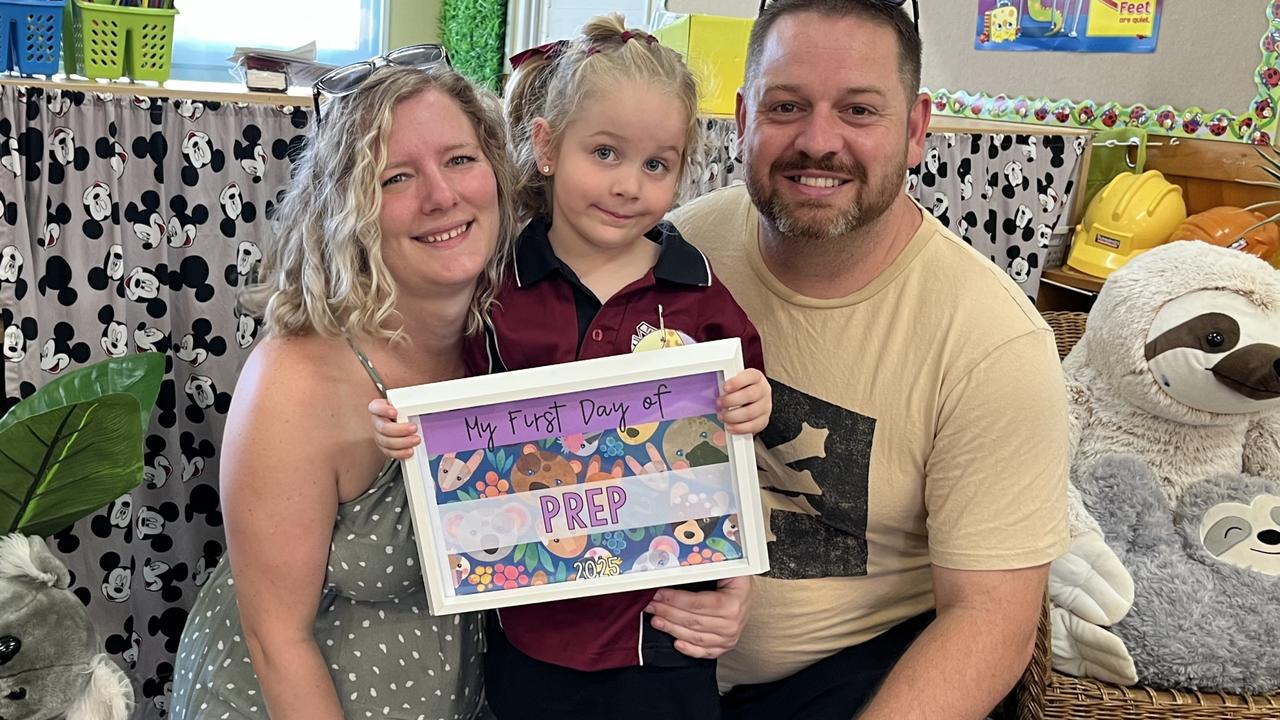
[994,310,1280,719]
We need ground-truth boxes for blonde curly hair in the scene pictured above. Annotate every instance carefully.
[243,64,518,340]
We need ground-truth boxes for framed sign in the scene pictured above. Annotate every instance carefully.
[387,339,769,615]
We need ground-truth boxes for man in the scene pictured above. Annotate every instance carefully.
[668,1,1070,717]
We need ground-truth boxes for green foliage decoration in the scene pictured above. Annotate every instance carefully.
[0,353,164,537]
[440,0,505,91]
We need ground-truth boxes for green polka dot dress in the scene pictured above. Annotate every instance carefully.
[172,459,485,719]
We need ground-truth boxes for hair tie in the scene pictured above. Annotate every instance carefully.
[619,30,659,46]
[584,30,660,58]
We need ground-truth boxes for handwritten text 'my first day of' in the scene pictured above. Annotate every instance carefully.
[471,386,668,450]
[418,372,721,454]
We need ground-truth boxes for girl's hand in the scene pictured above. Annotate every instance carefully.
[717,369,772,435]
[368,398,420,459]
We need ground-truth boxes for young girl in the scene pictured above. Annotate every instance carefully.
[372,15,769,718]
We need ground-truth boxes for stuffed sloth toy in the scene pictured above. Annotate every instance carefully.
[0,534,133,720]
[1047,241,1280,688]
[1076,456,1280,693]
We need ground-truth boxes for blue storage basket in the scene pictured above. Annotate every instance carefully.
[0,0,66,75]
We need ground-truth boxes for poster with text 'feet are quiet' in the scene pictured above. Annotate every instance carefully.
[976,0,1163,53]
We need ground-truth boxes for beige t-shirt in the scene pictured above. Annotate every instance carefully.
[670,184,1070,688]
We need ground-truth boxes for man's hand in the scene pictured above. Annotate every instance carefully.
[645,576,751,659]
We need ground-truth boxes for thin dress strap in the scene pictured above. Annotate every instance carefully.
[347,339,389,397]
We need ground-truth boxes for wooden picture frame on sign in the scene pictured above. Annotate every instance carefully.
[387,339,769,615]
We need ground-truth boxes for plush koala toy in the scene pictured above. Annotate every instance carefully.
[0,534,132,720]
[1048,241,1280,686]
[1077,455,1280,693]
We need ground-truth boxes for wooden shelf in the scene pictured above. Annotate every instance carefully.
[0,75,308,106]
[1041,266,1104,294]
[929,115,1091,137]
[1037,266,1104,312]
[1143,137,1276,215]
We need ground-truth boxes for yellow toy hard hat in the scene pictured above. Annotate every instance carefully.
[1170,206,1280,262]
[1067,170,1187,279]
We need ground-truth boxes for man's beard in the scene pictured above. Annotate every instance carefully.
[746,153,905,243]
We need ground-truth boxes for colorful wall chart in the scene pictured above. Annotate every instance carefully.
[976,0,1164,53]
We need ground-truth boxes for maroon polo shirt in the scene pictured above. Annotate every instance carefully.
[463,216,764,672]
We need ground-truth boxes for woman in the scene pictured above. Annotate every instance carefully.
[170,63,512,719]
[172,62,748,719]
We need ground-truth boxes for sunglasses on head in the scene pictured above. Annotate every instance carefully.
[312,44,450,127]
[757,0,919,31]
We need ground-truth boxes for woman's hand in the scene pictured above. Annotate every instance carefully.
[369,398,420,459]
[718,369,772,435]
[645,575,751,659]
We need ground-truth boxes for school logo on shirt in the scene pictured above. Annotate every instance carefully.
[630,322,695,353]
[756,380,875,579]
[631,322,660,350]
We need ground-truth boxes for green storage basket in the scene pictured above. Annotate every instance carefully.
[64,0,177,82]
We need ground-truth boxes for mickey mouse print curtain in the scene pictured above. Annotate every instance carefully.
[908,132,1084,299]
[0,86,305,718]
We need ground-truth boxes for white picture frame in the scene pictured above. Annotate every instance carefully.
[387,338,768,616]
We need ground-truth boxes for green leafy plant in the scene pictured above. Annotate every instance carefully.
[0,353,164,537]
[440,0,505,91]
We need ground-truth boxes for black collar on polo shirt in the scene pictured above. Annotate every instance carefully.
[513,216,712,289]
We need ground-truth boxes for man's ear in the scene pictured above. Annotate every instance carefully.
[905,91,932,170]
[531,117,557,171]
[734,88,748,161]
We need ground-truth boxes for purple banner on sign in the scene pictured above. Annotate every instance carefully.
[419,371,721,454]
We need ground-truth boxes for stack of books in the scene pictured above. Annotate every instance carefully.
[227,42,335,93]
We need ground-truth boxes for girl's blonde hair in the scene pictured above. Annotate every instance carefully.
[505,13,702,219]
[242,64,518,340]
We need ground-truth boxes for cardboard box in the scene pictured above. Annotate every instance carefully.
[653,14,753,117]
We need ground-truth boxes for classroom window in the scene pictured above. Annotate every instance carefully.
[169,0,386,83]
[506,0,659,68]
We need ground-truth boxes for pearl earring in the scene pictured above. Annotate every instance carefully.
[542,165,551,174]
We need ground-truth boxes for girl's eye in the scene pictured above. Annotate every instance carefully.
[594,147,616,161]
[381,173,409,187]
[448,155,476,166]
[644,158,668,173]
